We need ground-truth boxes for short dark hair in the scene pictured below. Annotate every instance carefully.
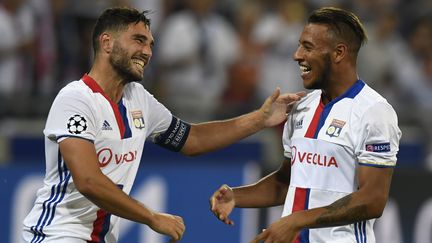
[308,7,367,53]
[92,7,152,55]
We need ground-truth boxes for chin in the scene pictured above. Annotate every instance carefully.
[128,68,144,81]
[303,80,314,90]
[122,73,142,83]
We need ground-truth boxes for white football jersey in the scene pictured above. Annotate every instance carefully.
[23,75,173,242]
[282,80,401,243]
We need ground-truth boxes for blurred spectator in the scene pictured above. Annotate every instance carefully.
[306,0,345,9]
[54,0,128,85]
[350,0,400,23]
[357,11,408,111]
[395,17,432,110]
[216,0,263,119]
[0,0,35,97]
[252,0,306,102]
[406,17,432,59]
[395,17,432,111]
[28,0,56,96]
[157,0,239,122]
[129,0,171,34]
[0,0,431,169]
[399,0,432,34]
[390,17,432,168]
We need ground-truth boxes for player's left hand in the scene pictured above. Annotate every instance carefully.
[260,88,306,128]
[250,215,301,243]
[209,184,236,225]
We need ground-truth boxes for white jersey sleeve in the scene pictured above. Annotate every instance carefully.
[44,87,97,143]
[283,115,294,159]
[356,102,402,167]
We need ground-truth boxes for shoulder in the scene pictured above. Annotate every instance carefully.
[353,83,397,118]
[293,90,321,111]
[124,82,155,99]
[350,83,399,133]
[51,80,99,112]
[56,80,94,101]
[124,82,169,112]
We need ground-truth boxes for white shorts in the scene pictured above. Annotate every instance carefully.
[22,229,87,243]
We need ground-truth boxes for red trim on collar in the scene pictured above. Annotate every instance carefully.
[81,74,125,139]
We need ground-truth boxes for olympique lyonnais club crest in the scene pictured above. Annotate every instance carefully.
[67,114,88,134]
[326,118,346,138]
[131,110,145,129]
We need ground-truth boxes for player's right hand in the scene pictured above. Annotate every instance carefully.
[149,212,185,241]
[209,184,235,225]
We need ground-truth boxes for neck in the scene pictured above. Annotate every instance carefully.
[321,66,358,104]
[87,59,125,103]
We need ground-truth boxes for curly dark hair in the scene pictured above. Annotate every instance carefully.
[92,7,152,55]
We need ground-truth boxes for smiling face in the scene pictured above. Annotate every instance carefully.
[293,23,335,90]
[109,22,154,82]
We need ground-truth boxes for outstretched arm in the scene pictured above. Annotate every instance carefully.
[60,138,185,241]
[181,90,305,156]
[251,165,394,243]
[210,159,291,225]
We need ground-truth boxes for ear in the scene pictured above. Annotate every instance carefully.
[100,33,114,54]
[333,43,347,63]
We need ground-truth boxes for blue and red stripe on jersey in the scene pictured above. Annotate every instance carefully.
[292,187,311,243]
[88,185,124,243]
[304,80,365,139]
[82,74,132,139]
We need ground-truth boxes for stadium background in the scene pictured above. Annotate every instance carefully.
[0,0,431,242]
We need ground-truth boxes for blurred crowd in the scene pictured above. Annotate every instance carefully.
[1,0,432,168]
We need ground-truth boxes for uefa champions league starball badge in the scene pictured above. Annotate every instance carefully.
[67,114,88,134]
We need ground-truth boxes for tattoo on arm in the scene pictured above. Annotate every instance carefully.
[314,194,368,227]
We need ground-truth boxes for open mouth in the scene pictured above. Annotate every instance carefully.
[300,64,311,75]
[132,59,146,71]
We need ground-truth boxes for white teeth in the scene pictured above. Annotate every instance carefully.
[133,60,145,68]
[299,65,311,74]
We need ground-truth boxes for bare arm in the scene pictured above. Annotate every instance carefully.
[59,137,185,240]
[233,158,291,208]
[181,90,305,156]
[306,166,393,227]
[210,159,291,225]
[251,165,394,242]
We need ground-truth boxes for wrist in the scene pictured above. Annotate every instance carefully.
[142,208,157,226]
[224,185,235,205]
[252,109,267,129]
[289,211,307,231]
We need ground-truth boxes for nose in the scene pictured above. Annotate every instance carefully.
[143,45,152,59]
[293,46,302,62]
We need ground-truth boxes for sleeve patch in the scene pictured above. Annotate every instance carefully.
[365,142,391,153]
[153,116,191,152]
[67,114,88,134]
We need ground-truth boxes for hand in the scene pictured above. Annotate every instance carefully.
[149,212,185,241]
[250,215,301,243]
[260,89,306,127]
[209,184,236,225]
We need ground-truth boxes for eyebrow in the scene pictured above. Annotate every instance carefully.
[300,40,314,48]
[132,33,154,46]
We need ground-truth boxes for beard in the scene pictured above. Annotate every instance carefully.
[109,42,144,83]
[306,53,332,90]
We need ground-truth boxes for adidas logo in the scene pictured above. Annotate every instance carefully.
[295,119,303,129]
[102,120,113,131]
